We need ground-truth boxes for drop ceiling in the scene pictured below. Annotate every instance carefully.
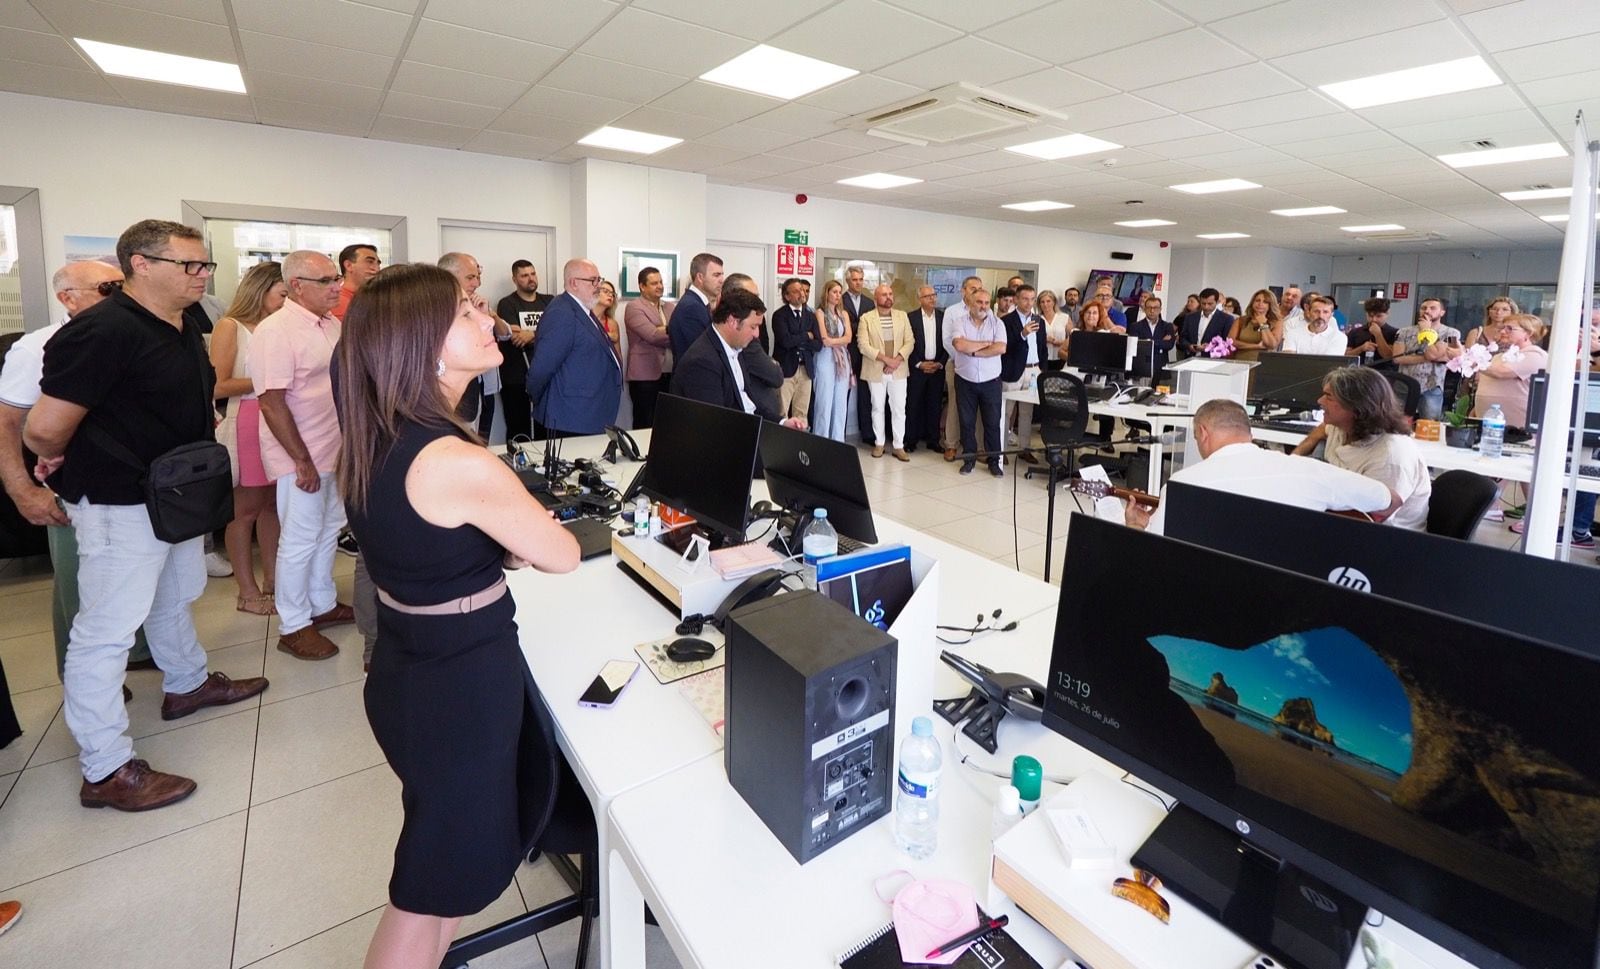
[2,0,1596,252]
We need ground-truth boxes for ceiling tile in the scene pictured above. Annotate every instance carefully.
[425,0,619,47]
[650,140,754,171]
[1461,0,1600,51]
[1095,113,1218,147]
[579,7,744,76]
[0,3,53,30]
[1158,0,1285,20]
[1354,85,1530,127]
[1077,30,1254,90]
[240,31,395,88]
[1051,93,1172,132]
[981,67,1117,111]
[107,75,255,121]
[32,0,235,60]
[1236,109,1374,141]
[368,114,478,149]
[381,89,501,127]
[698,123,800,153]
[502,86,632,125]
[1141,131,1260,160]
[246,71,384,114]
[484,112,591,143]
[814,128,907,151]
[774,138,874,164]
[540,54,685,104]
[1134,63,1303,114]
[879,0,1054,32]
[876,35,1047,90]
[799,73,923,116]
[1187,89,1342,130]
[389,61,529,108]
[0,26,92,70]
[0,58,123,104]
[406,20,565,81]
[1212,0,1443,60]
[234,0,411,57]
[741,101,845,137]
[1518,69,1600,107]
[1490,33,1600,83]
[983,0,1192,63]
[648,80,778,122]
[97,0,231,23]
[460,128,568,160]
[253,96,377,134]
[612,105,724,139]
[631,0,829,39]
[1269,22,1473,87]
[770,0,963,73]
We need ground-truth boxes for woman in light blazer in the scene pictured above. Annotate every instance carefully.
[623,266,672,428]
[856,285,916,460]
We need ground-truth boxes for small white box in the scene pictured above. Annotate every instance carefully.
[1046,802,1115,870]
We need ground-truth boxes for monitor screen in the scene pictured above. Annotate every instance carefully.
[1083,269,1159,306]
[758,420,878,545]
[1066,331,1129,376]
[1248,351,1354,410]
[1045,515,1600,969]
[636,394,760,543]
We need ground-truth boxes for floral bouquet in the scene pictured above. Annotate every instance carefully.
[1204,335,1235,358]
[1443,342,1498,427]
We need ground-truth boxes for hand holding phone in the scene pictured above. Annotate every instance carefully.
[579,660,639,708]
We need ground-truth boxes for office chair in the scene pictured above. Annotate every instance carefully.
[1025,370,1091,487]
[1384,372,1422,421]
[1425,470,1497,540]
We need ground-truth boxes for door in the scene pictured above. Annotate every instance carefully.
[708,239,772,298]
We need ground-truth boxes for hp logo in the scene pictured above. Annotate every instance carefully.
[1235,819,1251,835]
[798,451,811,467]
[1300,885,1340,913]
[1327,566,1371,593]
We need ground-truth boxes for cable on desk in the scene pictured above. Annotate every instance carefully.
[936,608,1018,645]
[1119,772,1175,812]
[948,729,1077,787]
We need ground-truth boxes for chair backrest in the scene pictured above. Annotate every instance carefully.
[1385,371,1422,420]
[1036,370,1089,448]
[1425,469,1497,539]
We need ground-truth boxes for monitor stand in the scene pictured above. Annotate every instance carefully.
[1130,804,1364,969]
[653,521,737,553]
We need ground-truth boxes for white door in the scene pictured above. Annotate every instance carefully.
[708,239,772,298]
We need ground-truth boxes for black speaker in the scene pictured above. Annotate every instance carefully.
[724,590,897,864]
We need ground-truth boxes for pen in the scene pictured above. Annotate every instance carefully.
[924,914,1009,959]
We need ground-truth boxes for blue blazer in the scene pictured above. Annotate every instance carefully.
[524,292,622,434]
[669,289,711,363]
[1176,310,1235,358]
[772,303,822,377]
[999,310,1047,383]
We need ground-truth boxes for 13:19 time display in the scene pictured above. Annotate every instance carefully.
[1054,671,1091,699]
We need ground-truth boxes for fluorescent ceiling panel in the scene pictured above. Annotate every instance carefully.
[1005,133,1123,160]
[1170,178,1261,194]
[837,172,923,189]
[75,38,245,93]
[1002,200,1074,211]
[1341,224,1406,232]
[1115,219,1177,228]
[699,45,857,100]
[1197,232,1250,239]
[1319,56,1501,110]
[577,126,683,154]
[1271,205,1348,216]
[1437,142,1565,169]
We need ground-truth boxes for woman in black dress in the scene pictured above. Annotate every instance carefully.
[335,264,580,969]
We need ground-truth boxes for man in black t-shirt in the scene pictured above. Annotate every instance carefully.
[24,219,269,812]
[1346,297,1400,372]
[496,259,550,441]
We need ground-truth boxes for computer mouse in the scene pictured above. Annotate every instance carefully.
[666,637,716,663]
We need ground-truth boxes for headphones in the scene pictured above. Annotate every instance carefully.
[936,608,1018,645]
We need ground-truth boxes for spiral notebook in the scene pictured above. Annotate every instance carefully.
[836,910,1042,968]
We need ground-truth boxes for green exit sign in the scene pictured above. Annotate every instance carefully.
[783,229,808,245]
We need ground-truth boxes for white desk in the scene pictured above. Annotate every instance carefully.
[1001,387,1195,494]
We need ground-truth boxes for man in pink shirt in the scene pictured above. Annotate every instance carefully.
[249,250,352,660]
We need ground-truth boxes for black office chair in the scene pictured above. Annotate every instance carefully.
[1426,470,1497,540]
[1384,372,1422,421]
[1025,371,1091,487]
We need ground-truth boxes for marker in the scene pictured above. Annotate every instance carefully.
[924,914,1008,959]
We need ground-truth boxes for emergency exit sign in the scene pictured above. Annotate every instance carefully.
[783,229,808,245]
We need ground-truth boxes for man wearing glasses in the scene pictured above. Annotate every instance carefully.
[525,258,622,437]
[25,219,269,811]
[249,250,354,662]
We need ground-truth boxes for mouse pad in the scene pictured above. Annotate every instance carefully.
[634,633,726,685]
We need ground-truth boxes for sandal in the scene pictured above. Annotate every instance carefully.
[237,594,277,616]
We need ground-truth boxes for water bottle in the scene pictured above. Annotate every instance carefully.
[1480,404,1505,459]
[992,784,1023,842]
[895,716,942,859]
[800,507,838,589]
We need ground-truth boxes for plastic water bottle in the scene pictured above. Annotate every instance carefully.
[992,783,1023,842]
[1480,404,1505,459]
[800,507,838,589]
[895,717,943,859]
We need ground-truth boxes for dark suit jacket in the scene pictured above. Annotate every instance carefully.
[842,291,871,370]
[524,292,622,434]
[669,329,780,423]
[741,344,783,420]
[907,307,947,368]
[669,288,711,362]
[772,303,822,378]
[999,310,1048,383]
[1125,314,1177,376]
[1176,310,1236,358]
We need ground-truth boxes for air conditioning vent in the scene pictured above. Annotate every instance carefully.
[841,83,1053,146]
[1465,138,1497,150]
[1353,231,1447,243]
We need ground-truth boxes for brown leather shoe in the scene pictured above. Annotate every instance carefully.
[161,671,270,720]
[1019,450,1040,464]
[310,603,355,629]
[892,448,910,462]
[871,445,884,458]
[277,627,339,661]
[943,447,958,462]
[79,759,196,811]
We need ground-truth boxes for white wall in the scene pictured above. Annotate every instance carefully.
[1167,244,1332,310]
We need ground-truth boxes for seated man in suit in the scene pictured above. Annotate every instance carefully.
[905,284,946,453]
[524,258,623,437]
[671,288,805,429]
[1177,287,1235,358]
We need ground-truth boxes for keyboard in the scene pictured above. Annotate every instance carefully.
[1250,418,1316,433]
[837,534,869,554]
[1084,385,1117,402]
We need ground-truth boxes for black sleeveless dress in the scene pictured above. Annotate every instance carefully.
[349,420,552,917]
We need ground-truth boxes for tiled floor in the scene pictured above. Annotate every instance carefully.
[0,437,1563,968]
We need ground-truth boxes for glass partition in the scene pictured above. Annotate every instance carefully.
[818,253,1034,311]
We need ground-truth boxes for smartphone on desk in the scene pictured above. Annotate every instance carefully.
[579,660,639,709]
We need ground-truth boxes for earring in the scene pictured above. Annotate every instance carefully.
[435,358,446,377]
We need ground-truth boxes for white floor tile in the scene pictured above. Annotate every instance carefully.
[927,515,1045,560]
[922,479,1035,515]
[193,597,275,653]
[244,907,382,969]
[259,622,368,705]
[251,680,384,805]
[0,707,258,891]
[870,493,970,531]
[0,811,245,969]
[0,770,16,805]
[0,685,61,776]
[0,628,58,696]
[515,855,576,911]
[3,588,51,637]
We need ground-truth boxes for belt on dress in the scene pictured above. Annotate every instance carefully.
[377,575,508,616]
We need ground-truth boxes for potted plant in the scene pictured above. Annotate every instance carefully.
[1442,341,1496,448]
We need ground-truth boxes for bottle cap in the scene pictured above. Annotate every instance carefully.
[1011,755,1043,802]
[815,507,828,518]
[997,784,1021,813]
[911,716,932,737]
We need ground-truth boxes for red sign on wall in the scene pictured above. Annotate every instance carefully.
[1392,282,1410,299]
[797,246,815,275]
[777,245,796,275]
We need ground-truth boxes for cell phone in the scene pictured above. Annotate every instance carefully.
[578,659,639,709]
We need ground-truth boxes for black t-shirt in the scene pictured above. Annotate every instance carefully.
[40,290,216,505]
[1346,323,1399,371]
[496,292,551,334]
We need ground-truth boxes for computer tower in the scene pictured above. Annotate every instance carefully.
[723,590,897,864]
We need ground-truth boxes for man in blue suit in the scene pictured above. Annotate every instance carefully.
[525,258,622,437]
[668,252,724,363]
[1176,287,1235,359]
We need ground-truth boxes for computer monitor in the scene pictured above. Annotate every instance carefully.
[1525,371,1600,446]
[1248,351,1354,411]
[758,421,878,545]
[635,394,760,547]
[1046,515,1600,969]
[1066,331,1130,377]
[1083,269,1159,306]
[1162,482,1600,657]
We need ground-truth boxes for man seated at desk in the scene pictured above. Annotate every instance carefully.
[1124,399,1398,535]
[671,287,805,429]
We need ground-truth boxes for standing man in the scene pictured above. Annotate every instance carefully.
[25,219,269,810]
[1126,295,1177,378]
[1178,288,1234,358]
[1281,295,1352,357]
[495,259,549,441]
[947,288,1008,477]
[858,283,915,461]
[941,275,985,461]
[331,243,380,321]
[669,252,723,363]
[1280,285,1304,332]
[905,285,946,454]
[622,265,671,429]
[1366,296,1460,419]
[840,265,874,445]
[440,252,513,438]
[1061,287,1082,327]
[1346,297,1399,370]
[1000,283,1046,464]
[526,259,622,437]
[772,277,820,424]
[1091,277,1127,326]
[251,250,354,662]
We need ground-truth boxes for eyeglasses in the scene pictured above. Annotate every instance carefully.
[64,280,123,297]
[138,253,217,275]
[569,276,604,287]
[293,275,345,287]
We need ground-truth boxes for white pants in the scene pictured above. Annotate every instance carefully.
[275,474,345,634]
[64,500,209,782]
[869,376,907,449]
[1003,365,1041,449]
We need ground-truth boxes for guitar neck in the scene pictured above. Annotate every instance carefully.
[1106,484,1159,507]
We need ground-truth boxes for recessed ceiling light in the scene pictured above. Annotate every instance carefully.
[1002,200,1074,212]
[837,172,923,190]
[1271,206,1348,217]
[1502,187,1590,200]
[577,126,683,154]
[75,38,245,93]
[1170,178,1261,195]
[1318,56,1500,109]
[1541,214,1600,223]
[1196,233,1251,240]
[698,44,857,100]
[1341,224,1406,233]
[1114,219,1177,228]
[1437,142,1565,169]
[1005,133,1123,160]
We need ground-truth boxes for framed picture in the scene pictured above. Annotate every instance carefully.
[619,248,679,299]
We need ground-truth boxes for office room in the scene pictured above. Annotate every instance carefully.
[1,0,1598,967]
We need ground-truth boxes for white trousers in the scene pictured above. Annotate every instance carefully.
[869,376,908,449]
[275,474,344,634]
[64,500,209,781]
